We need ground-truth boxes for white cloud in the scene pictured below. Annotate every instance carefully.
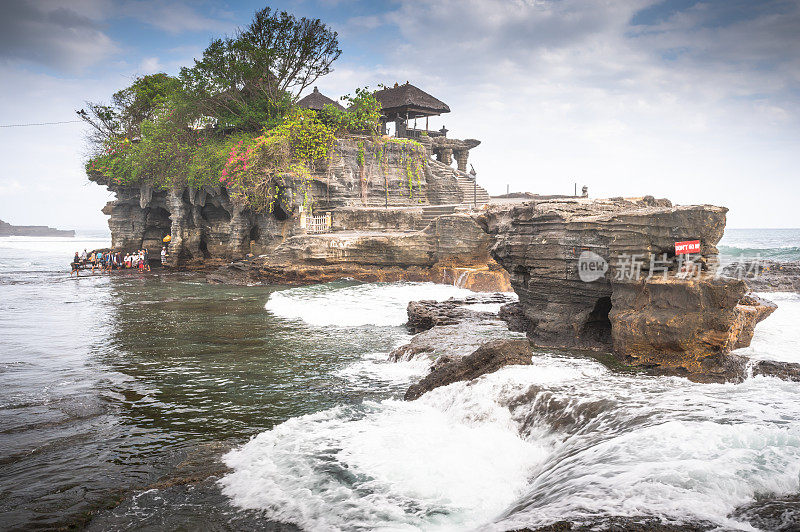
[333,0,800,227]
[0,0,120,72]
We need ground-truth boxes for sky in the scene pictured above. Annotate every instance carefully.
[0,0,798,230]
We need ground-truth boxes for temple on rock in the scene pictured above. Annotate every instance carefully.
[374,82,480,173]
[95,82,493,275]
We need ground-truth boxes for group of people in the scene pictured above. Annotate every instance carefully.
[70,248,165,276]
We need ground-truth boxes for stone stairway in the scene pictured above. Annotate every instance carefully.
[455,172,490,206]
[427,158,491,207]
[420,205,457,224]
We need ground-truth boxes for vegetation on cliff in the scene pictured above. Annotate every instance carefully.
[79,7,407,212]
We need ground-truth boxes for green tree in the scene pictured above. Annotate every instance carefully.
[180,7,341,130]
[77,73,183,147]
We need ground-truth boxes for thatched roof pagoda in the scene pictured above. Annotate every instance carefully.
[297,87,345,111]
[374,82,450,121]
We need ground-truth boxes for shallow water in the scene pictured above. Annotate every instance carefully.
[1,232,799,531]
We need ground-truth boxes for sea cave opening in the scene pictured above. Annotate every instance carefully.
[581,296,613,345]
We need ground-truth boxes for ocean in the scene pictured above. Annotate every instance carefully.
[0,229,798,530]
[719,228,800,263]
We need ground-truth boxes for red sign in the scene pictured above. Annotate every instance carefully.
[675,240,700,255]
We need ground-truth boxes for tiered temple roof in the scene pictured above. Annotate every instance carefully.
[297,87,345,111]
[374,82,450,120]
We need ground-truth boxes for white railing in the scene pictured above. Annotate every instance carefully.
[307,212,332,234]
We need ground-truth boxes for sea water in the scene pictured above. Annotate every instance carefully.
[0,231,798,530]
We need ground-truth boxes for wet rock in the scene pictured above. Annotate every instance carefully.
[390,319,525,362]
[499,301,529,332]
[730,493,800,532]
[722,259,800,293]
[406,293,517,333]
[751,359,800,381]
[404,338,532,400]
[513,516,714,531]
[206,261,261,285]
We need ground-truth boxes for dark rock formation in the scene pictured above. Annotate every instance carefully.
[752,359,800,381]
[723,259,800,293]
[0,219,74,237]
[404,339,532,400]
[206,261,261,285]
[406,293,517,333]
[480,197,776,382]
[730,493,800,532]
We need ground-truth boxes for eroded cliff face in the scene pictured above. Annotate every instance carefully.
[99,138,468,260]
[96,137,509,291]
[480,197,775,382]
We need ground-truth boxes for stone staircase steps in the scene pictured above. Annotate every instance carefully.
[420,205,457,224]
[455,174,490,205]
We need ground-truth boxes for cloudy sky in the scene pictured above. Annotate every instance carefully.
[0,0,798,229]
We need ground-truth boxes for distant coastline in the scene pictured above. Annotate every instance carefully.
[0,219,75,237]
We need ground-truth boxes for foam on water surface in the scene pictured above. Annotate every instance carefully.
[220,393,551,531]
[236,244,800,530]
[734,292,800,364]
[265,281,474,327]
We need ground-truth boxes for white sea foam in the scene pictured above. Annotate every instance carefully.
[229,279,800,531]
[734,292,800,364]
[335,350,430,391]
[220,383,552,531]
[265,282,474,327]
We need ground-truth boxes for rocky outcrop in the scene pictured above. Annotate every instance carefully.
[723,259,800,293]
[406,293,517,333]
[0,219,74,237]
[391,294,529,400]
[404,339,532,400]
[94,137,512,290]
[390,294,526,363]
[236,213,511,291]
[752,359,800,381]
[480,197,776,382]
[610,277,776,382]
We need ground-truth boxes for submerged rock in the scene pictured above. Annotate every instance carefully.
[512,516,714,531]
[404,338,532,400]
[730,493,800,532]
